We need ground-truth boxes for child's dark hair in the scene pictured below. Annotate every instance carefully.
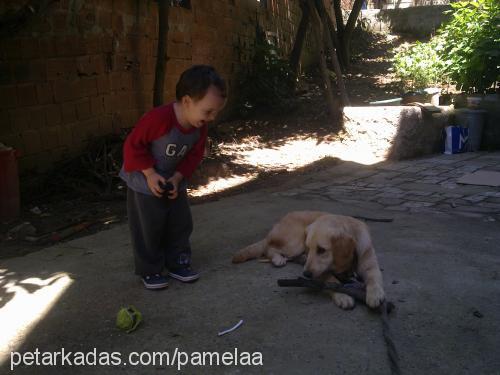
[176,65,226,101]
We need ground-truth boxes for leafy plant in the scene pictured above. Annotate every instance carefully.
[235,26,296,114]
[438,0,499,93]
[393,0,500,93]
[393,37,447,90]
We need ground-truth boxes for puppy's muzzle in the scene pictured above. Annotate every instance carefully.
[302,270,313,279]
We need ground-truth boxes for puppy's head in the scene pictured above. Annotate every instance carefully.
[303,220,356,279]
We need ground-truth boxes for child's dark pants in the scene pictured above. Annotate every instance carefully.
[127,188,193,276]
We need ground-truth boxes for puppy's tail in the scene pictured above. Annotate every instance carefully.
[232,239,267,263]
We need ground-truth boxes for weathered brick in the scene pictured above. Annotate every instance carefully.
[60,102,77,123]
[82,35,102,54]
[39,38,57,58]
[70,123,86,144]
[78,77,98,97]
[0,110,12,136]
[75,98,92,120]
[57,124,73,146]
[90,55,105,75]
[55,36,81,57]
[112,14,124,34]
[0,62,12,84]
[98,114,113,134]
[112,53,137,72]
[120,72,134,91]
[47,58,76,80]
[20,39,41,60]
[76,7,97,32]
[0,85,18,109]
[76,56,92,76]
[140,74,155,91]
[21,130,43,154]
[9,108,30,132]
[2,39,23,59]
[98,9,113,31]
[100,35,114,53]
[12,60,47,82]
[36,83,54,105]
[39,126,60,150]
[103,94,114,113]
[29,107,46,130]
[90,96,104,115]
[52,11,69,32]
[110,72,125,91]
[45,104,62,126]
[53,79,77,102]
[16,84,38,107]
[81,118,100,139]
[96,75,111,94]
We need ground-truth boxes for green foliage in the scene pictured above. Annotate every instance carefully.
[393,37,447,90]
[438,0,499,93]
[236,27,296,114]
[393,0,500,93]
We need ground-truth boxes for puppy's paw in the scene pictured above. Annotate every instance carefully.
[366,284,385,308]
[333,293,355,310]
[271,254,287,267]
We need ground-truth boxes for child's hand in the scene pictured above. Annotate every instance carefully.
[165,172,183,200]
[165,178,178,200]
[143,169,166,198]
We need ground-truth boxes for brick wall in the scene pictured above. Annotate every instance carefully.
[0,0,302,174]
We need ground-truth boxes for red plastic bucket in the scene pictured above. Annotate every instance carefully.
[0,147,20,221]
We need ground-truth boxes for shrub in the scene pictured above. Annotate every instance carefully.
[393,37,447,90]
[393,0,499,93]
[235,26,296,115]
[438,0,499,93]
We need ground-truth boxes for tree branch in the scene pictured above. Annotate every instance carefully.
[289,0,310,78]
[344,0,364,40]
[153,0,169,107]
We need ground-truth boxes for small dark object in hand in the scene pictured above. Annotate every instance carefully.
[159,181,174,200]
[159,181,174,193]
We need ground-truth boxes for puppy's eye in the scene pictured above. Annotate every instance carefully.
[317,246,326,255]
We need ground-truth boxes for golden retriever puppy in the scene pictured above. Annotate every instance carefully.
[232,211,385,310]
[303,214,385,309]
[232,211,329,267]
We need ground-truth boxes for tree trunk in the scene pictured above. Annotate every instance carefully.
[289,0,310,79]
[333,0,344,34]
[341,0,364,66]
[314,0,350,107]
[344,0,364,38]
[153,0,169,107]
[308,1,341,122]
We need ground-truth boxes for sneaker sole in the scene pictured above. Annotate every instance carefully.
[168,272,200,283]
[142,280,169,289]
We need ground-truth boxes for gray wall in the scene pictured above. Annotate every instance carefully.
[359,5,452,37]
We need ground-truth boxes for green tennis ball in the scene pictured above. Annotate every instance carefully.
[116,306,142,333]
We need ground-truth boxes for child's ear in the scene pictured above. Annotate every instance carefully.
[181,95,192,106]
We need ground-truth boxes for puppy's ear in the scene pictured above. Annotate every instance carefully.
[331,235,356,273]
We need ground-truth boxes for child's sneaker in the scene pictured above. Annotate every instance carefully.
[142,274,168,290]
[168,266,200,283]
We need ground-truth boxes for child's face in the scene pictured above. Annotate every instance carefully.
[182,85,226,128]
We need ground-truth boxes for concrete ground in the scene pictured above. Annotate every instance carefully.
[1,152,500,374]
